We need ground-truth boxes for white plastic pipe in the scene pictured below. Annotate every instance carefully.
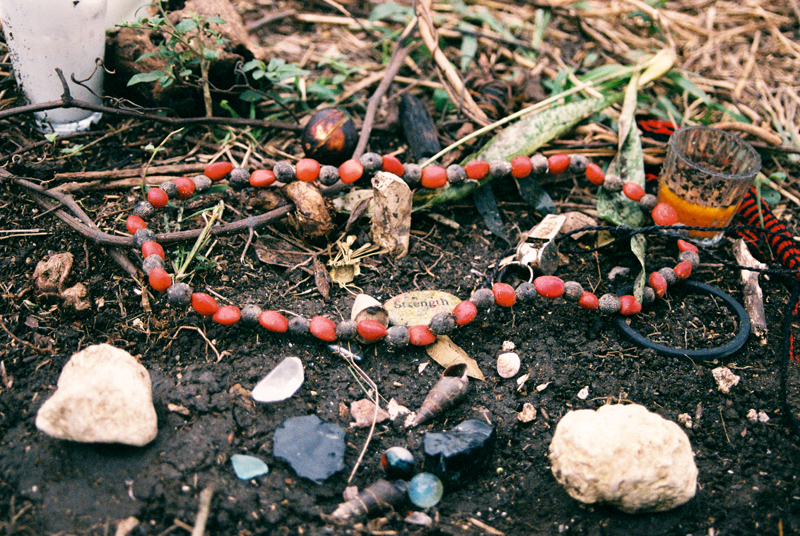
[0,0,107,134]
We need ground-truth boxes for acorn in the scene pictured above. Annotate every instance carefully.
[302,109,358,165]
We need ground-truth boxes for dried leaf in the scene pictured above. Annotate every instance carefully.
[472,184,511,244]
[313,256,331,300]
[426,335,485,381]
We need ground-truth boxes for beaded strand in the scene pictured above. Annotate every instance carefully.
[123,153,702,349]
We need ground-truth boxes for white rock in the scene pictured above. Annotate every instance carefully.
[35,344,157,446]
[252,357,304,403]
[549,403,697,513]
[712,366,740,394]
[678,413,693,429]
[576,386,589,400]
[497,352,520,378]
[517,402,537,423]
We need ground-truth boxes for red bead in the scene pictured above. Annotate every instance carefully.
[533,275,565,298]
[191,292,219,317]
[205,161,233,181]
[585,163,605,185]
[339,159,364,184]
[622,182,645,202]
[382,154,405,176]
[147,187,169,208]
[492,282,516,307]
[148,268,172,292]
[250,169,276,188]
[578,292,599,311]
[464,160,490,180]
[510,156,533,179]
[677,239,698,254]
[619,295,642,315]
[648,272,668,298]
[174,177,196,199]
[142,241,164,259]
[213,305,241,326]
[309,315,337,342]
[357,319,387,342]
[674,261,693,280]
[126,215,147,235]
[421,166,447,189]
[548,154,570,175]
[409,325,436,346]
[259,310,288,332]
[296,158,321,182]
[452,300,477,326]
[652,202,680,226]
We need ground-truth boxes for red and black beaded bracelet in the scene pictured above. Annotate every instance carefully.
[122,152,701,349]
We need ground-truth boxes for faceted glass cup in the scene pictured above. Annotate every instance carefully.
[657,125,761,246]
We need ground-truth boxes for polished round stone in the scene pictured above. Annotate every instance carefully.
[408,473,444,508]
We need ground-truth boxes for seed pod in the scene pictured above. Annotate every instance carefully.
[408,363,469,428]
[329,479,406,522]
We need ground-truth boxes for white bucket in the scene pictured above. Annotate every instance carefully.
[0,0,107,134]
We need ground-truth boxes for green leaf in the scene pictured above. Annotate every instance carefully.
[433,88,454,113]
[135,51,162,62]
[60,143,85,155]
[44,133,58,143]
[205,16,225,25]
[306,82,338,101]
[127,70,167,85]
[759,186,781,206]
[219,100,240,118]
[242,59,263,72]
[459,23,478,71]
[175,18,197,33]
[369,2,414,22]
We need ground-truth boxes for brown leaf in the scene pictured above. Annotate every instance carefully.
[313,256,331,301]
[425,335,485,381]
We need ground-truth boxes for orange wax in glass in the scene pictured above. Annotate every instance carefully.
[657,182,739,239]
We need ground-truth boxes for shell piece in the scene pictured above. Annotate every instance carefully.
[351,294,389,325]
[408,363,469,428]
[330,479,406,522]
[497,352,521,378]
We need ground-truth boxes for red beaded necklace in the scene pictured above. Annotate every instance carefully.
[123,152,701,349]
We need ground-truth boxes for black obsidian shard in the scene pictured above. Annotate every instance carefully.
[422,419,496,489]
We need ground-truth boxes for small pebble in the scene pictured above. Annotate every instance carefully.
[133,228,156,248]
[240,304,262,326]
[159,180,178,198]
[639,193,658,211]
[470,288,495,310]
[385,325,410,348]
[658,267,678,285]
[428,312,455,335]
[273,160,296,182]
[515,282,537,303]
[563,281,583,302]
[192,174,213,193]
[231,454,269,480]
[489,159,512,179]
[287,316,310,336]
[335,320,358,340]
[132,201,155,219]
[166,282,193,308]
[403,163,422,186]
[318,165,340,186]
[446,164,467,185]
[598,294,621,314]
[142,254,164,275]
[603,174,623,192]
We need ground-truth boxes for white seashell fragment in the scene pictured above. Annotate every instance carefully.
[496,352,521,378]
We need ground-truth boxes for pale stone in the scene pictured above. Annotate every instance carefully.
[350,398,390,428]
[385,290,461,326]
[35,344,157,446]
[517,402,537,423]
[371,171,411,258]
[576,386,589,400]
[252,357,304,403]
[549,404,697,513]
[712,366,740,394]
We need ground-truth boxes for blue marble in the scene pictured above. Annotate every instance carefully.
[408,473,444,508]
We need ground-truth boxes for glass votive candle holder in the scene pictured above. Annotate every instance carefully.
[657,125,761,246]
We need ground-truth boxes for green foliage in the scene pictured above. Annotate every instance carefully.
[120,0,228,90]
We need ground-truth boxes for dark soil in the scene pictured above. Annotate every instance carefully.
[1,120,799,536]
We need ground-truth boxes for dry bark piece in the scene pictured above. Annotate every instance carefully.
[61,283,91,311]
[282,181,334,242]
[33,252,74,294]
[370,171,411,258]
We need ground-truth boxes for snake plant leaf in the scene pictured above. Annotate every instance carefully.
[630,233,647,303]
[472,183,512,245]
[515,176,557,215]
[414,93,623,210]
